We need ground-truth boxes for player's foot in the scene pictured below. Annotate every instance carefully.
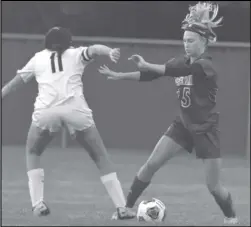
[111,207,136,220]
[32,201,50,217]
[224,217,239,225]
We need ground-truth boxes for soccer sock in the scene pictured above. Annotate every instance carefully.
[27,168,44,208]
[100,172,126,208]
[126,176,150,208]
[211,191,236,218]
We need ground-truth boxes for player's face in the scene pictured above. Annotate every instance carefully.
[183,31,206,58]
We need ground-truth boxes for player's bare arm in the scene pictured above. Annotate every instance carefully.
[2,54,35,99]
[129,55,214,79]
[2,73,27,99]
[99,65,141,81]
[86,45,120,63]
[99,54,165,81]
[129,55,166,75]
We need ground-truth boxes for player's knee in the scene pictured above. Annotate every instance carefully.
[94,155,113,174]
[204,158,222,193]
[144,160,160,174]
[137,162,157,182]
[26,147,40,156]
[93,152,107,164]
[86,143,111,166]
[206,180,221,194]
[26,145,43,156]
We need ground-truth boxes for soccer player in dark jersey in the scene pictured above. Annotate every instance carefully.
[98,2,238,224]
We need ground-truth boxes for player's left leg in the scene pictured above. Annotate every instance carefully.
[193,128,238,224]
[203,158,238,224]
[63,98,135,219]
[75,125,135,219]
[125,135,183,209]
[125,118,193,209]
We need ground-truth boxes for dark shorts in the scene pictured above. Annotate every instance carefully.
[164,114,220,159]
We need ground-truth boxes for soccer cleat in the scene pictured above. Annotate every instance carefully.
[32,201,50,217]
[224,217,239,225]
[111,207,136,220]
[223,193,238,225]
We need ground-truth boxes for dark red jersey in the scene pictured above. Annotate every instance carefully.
[140,53,218,127]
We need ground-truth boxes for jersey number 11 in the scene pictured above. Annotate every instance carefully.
[50,53,64,73]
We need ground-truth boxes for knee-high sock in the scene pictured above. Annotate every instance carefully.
[126,176,150,208]
[100,172,126,208]
[27,168,44,207]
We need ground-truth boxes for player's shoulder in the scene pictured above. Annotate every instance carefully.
[23,50,46,64]
[36,49,50,55]
[194,52,215,68]
[196,54,213,67]
[65,46,89,59]
[165,55,187,66]
[168,55,186,61]
[34,49,51,59]
[195,54,217,78]
[71,45,88,53]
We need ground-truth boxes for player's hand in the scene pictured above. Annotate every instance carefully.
[98,65,120,80]
[109,48,120,63]
[128,54,148,71]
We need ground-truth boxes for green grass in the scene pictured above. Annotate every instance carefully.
[2,146,250,226]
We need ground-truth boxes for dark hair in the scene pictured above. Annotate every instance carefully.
[44,27,72,53]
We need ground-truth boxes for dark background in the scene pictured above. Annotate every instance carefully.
[2,38,250,156]
[1,1,250,156]
[1,3,250,226]
[2,1,250,42]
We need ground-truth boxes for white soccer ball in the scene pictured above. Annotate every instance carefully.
[137,198,166,223]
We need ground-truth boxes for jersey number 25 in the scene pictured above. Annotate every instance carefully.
[177,87,191,108]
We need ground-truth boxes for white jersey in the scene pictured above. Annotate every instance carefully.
[18,46,92,110]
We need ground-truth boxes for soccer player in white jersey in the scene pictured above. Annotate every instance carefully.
[2,27,135,220]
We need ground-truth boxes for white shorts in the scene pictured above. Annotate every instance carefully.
[32,96,95,136]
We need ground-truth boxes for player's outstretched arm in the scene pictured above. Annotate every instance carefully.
[128,55,166,76]
[99,65,141,81]
[2,74,26,99]
[98,54,166,82]
[2,55,36,99]
[130,55,205,78]
[87,45,120,63]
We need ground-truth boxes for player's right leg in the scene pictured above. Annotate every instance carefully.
[26,123,54,216]
[125,119,193,209]
[26,109,60,216]
[125,135,183,209]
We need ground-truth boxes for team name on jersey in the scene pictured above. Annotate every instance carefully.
[175,75,193,86]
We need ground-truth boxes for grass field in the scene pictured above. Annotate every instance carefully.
[2,146,250,226]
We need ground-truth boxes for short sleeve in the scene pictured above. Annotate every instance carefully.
[164,57,192,77]
[194,59,216,79]
[78,46,93,64]
[17,56,36,83]
[139,71,162,81]
[164,56,216,79]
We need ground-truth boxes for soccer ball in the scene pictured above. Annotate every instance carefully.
[137,198,166,223]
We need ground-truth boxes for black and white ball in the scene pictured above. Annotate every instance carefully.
[137,198,166,223]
